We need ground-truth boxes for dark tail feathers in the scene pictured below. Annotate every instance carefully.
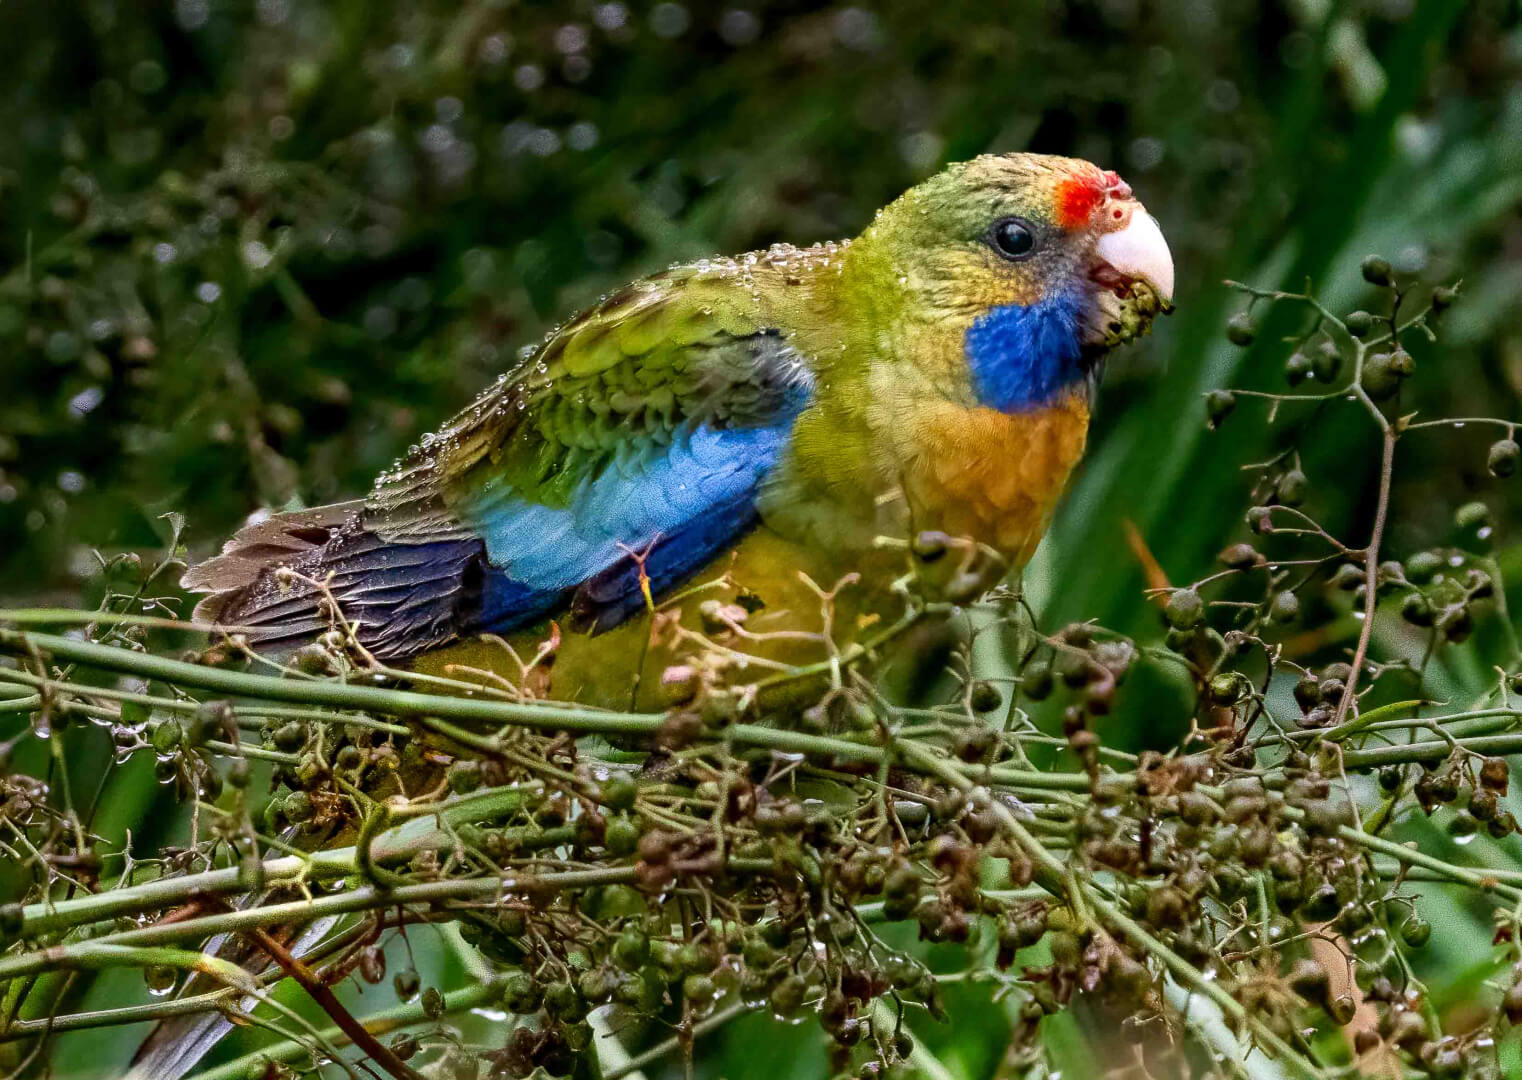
[182,503,523,660]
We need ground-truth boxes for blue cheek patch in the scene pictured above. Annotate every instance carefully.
[964,291,1084,412]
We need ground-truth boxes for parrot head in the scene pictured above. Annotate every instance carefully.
[848,152,1174,413]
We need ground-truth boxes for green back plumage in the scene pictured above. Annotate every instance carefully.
[367,254,835,528]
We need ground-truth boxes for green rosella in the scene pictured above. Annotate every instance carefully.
[135,151,1174,1080]
[186,152,1173,707]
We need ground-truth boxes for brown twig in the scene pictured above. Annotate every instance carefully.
[1335,425,1396,725]
[244,924,427,1080]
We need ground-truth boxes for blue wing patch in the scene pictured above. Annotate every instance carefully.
[467,418,795,633]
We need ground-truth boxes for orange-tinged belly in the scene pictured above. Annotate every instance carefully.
[899,393,1090,565]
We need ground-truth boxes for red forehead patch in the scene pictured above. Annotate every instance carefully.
[1054,175,1105,230]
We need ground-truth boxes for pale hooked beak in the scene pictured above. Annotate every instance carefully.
[1095,207,1174,305]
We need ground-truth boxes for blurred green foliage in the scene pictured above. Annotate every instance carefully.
[3,1,1522,1077]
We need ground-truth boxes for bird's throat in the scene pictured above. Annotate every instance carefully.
[963,292,1087,413]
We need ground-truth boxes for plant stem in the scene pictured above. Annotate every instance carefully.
[1340,732,1522,769]
[1334,425,1395,726]
[0,627,663,734]
[0,985,238,1040]
[246,918,427,1080]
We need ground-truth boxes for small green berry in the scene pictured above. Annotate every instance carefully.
[143,964,178,995]
[1276,469,1307,506]
[578,967,617,1004]
[769,973,808,1017]
[1488,439,1519,478]
[1361,353,1401,399]
[1312,339,1342,383]
[1447,812,1478,841]
[682,973,716,1002]
[1400,914,1431,949]
[391,1033,420,1060]
[1269,590,1300,624]
[500,971,542,1013]
[542,979,581,1019]
[1455,501,1491,531]
[149,718,183,754]
[272,722,307,752]
[600,774,638,813]
[1205,389,1236,427]
[1360,255,1392,286]
[282,790,312,823]
[1455,501,1493,554]
[1164,588,1206,630]
[1404,550,1443,584]
[613,928,650,970]
[969,680,1003,713]
[1208,672,1245,704]
[604,814,640,856]
[1020,658,1053,701]
[1330,563,1364,591]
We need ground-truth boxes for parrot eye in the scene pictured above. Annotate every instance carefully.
[987,217,1037,261]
